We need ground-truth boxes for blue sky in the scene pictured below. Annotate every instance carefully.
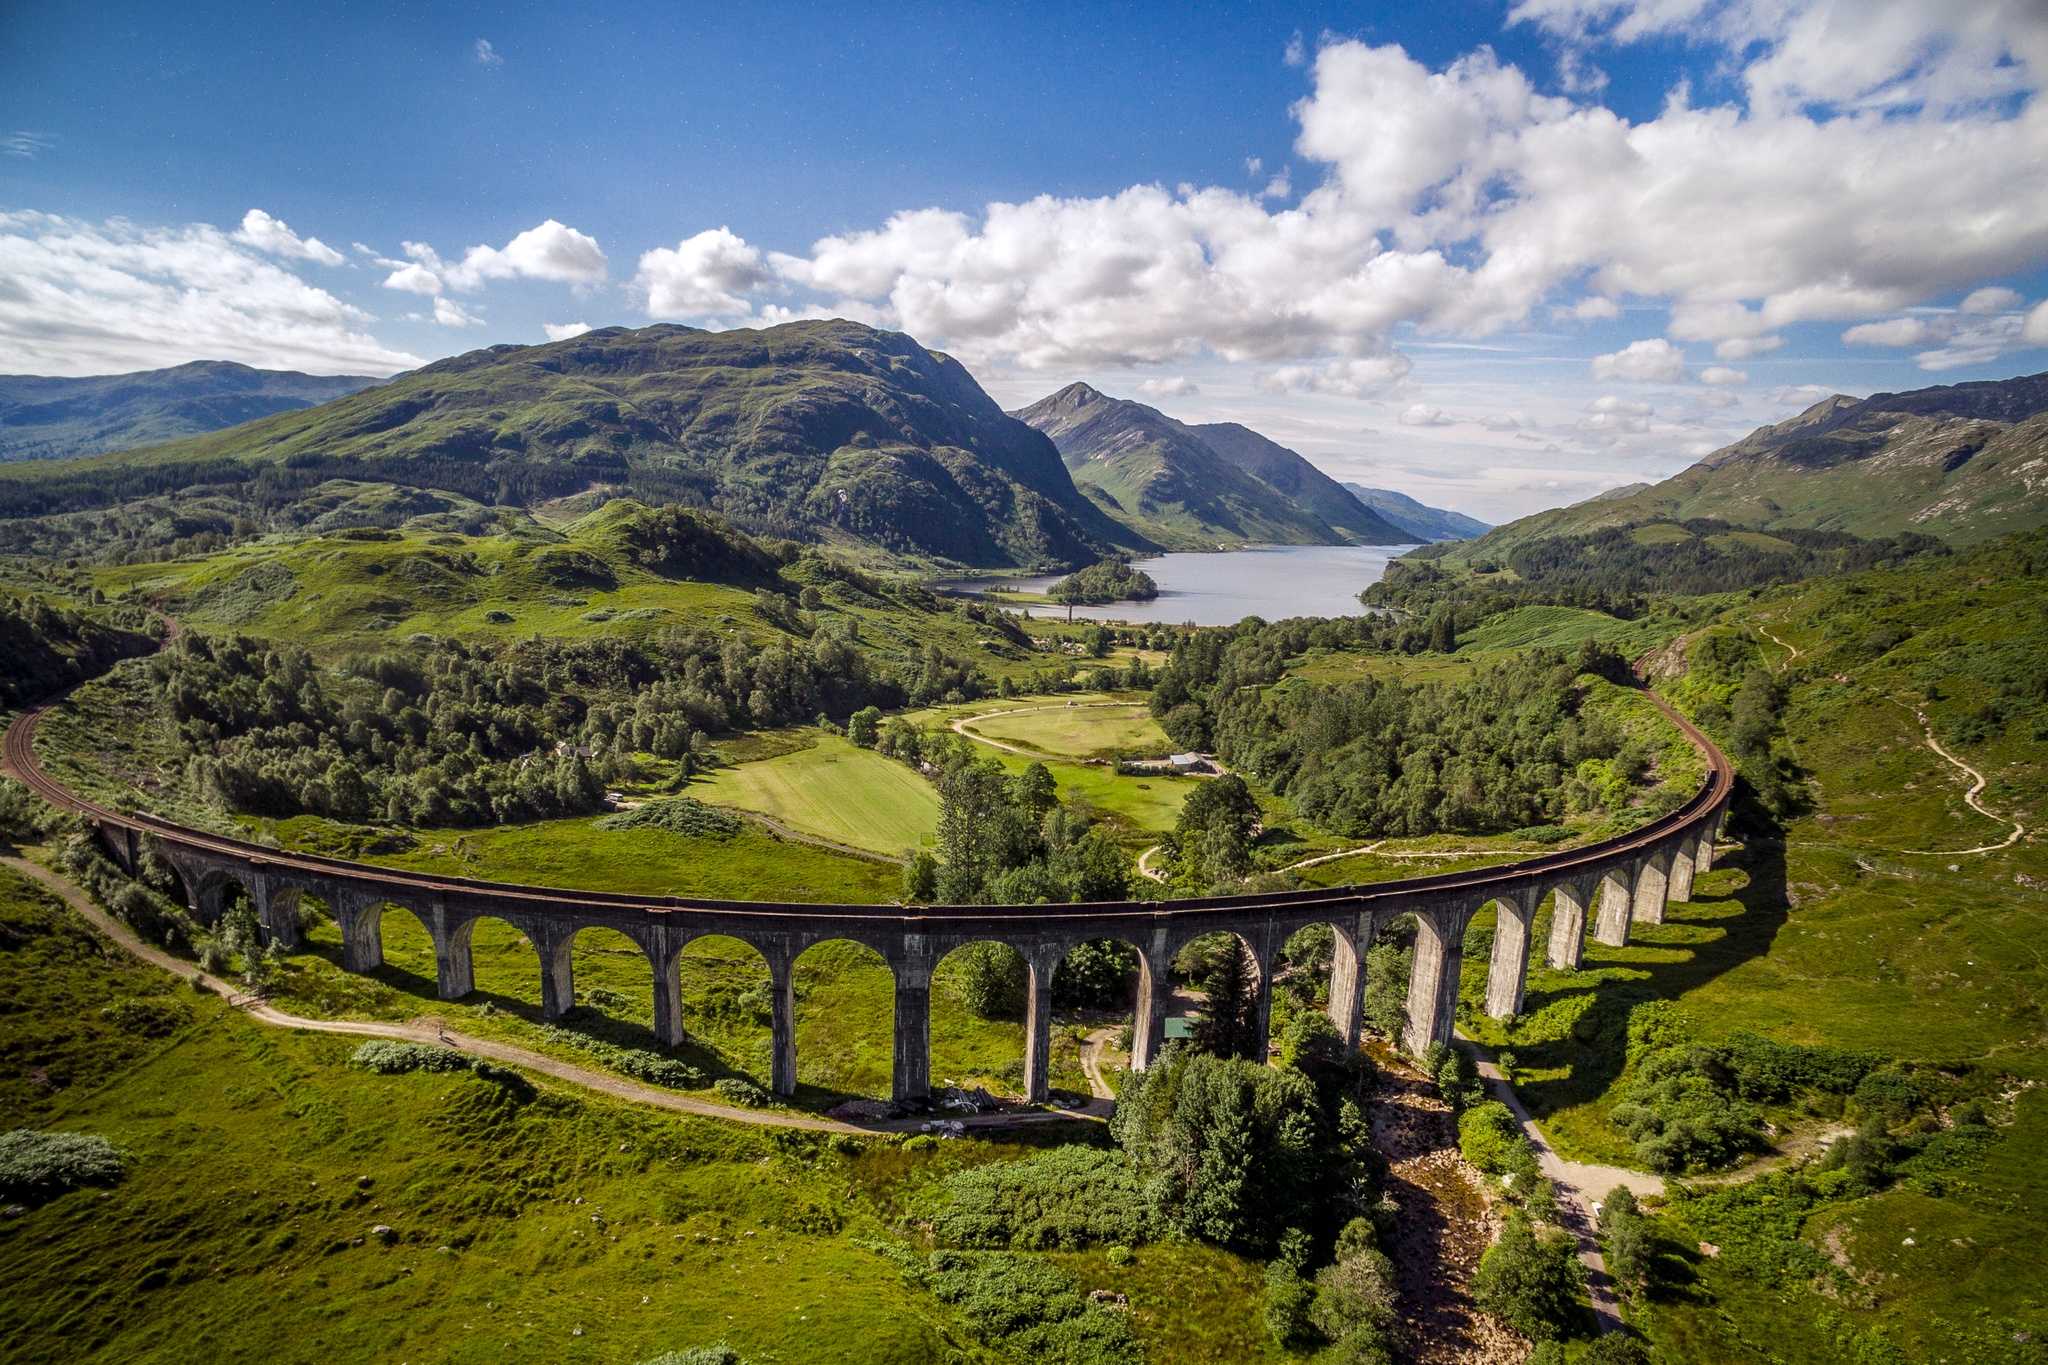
[4,0,2047,519]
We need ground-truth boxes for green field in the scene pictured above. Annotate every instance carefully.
[691,734,941,856]
[959,702,1169,761]
[0,864,1265,1364]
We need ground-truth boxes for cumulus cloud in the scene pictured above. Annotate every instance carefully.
[0,209,420,376]
[431,297,483,328]
[722,10,2046,379]
[1137,376,1198,398]
[234,209,345,267]
[544,320,593,341]
[1698,365,1747,385]
[1398,403,1454,426]
[2027,300,2048,346]
[475,38,502,67]
[1843,317,1933,348]
[1258,353,1414,397]
[1557,296,1620,321]
[1961,286,2023,315]
[1591,337,1686,382]
[387,220,608,296]
[636,227,775,321]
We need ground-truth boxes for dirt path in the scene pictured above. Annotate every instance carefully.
[1370,1056,1525,1365]
[1895,704,2027,856]
[2,853,1098,1139]
[1466,1046,1660,1334]
[1757,622,1803,668]
[1079,1026,1118,1100]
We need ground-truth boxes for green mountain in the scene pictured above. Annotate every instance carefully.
[0,322,1140,570]
[1338,483,1490,542]
[1452,370,2048,560]
[1011,383,1406,549]
[0,361,382,462]
[1182,422,1410,542]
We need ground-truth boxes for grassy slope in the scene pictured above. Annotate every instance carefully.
[957,701,1170,762]
[1458,536,2048,1360]
[690,734,940,856]
[0,865,1268,1363]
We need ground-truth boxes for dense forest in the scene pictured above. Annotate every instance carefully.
[1150,623,1654,837]
[154,626,987,826]
[0,597,157,708]
[1374,519,1946,626]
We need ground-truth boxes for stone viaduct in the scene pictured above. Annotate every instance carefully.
[11,695,1732,1106]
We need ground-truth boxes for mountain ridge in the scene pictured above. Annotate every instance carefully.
[0,321,1147,570]
[1441,369,2048,559]
[1339,483,1489,542]
[1012,383,1409,548]
[0,360,383,462]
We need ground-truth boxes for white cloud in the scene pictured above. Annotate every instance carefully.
[1557,296,1620,321]
[1591,336,1686,382]
[739,14,2048,381]
[544,320,594,341]
[1842,317,1932,348]
[636,227,774,321]
[1244,156,1263,177]
[381,262,442,296]
[1258,353,1414,397]
[1587,394,1652,416]
[1399,403,1454,426]
[1137,376,1198,398]
[1261,172,1293,201]
[2027,300,2048,346]
[1284,31,1307,67]
[350,241,378,257]
[2,131,54,159]
[1715,335,1784,361]
[432,297,483,328]
[385,219,608,296]
[475,38,502,67]
[1698,365,1747,385]
[1961,286,2023,315]
[0,209,420,376]
[234,209,345,267]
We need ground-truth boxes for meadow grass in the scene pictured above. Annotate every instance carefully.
[689,734,940,856]
[959,702,1169,761]
[0,864,1269,1363]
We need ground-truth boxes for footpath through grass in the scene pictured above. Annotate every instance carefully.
[0,861,1265,1363]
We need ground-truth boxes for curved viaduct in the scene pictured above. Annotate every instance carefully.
[7,694,1732,1105]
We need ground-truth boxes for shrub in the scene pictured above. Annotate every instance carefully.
[921,1251,1142,1365]
[638,1346,742,1365]
[349,1041,471,1074]
[0,1129,125,1202]
[1599,1187,1651,1295]
[1471,1211,1583,1341]
[932,1146,1157,1250]
[98,998,191,1038]
[1263,1262,1316,1348]
[1458,1102,1525,1174]
[713,1078,769,1108]
[595,797,742,839]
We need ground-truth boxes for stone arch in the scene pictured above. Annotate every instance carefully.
[927,937,1047,1099]
[1479,890,1541,1021]
[1048,933,1151,1096]
[1667,833,1700,903]
[562,923,659,1035]
[1164,926,1273,1064]
[789,937,896,1100]
[675,932,776,1089]
[1401,901,1486,1056]
[1255,913,1368,1061]
[453,913,549,1014]
[333,895,437,985]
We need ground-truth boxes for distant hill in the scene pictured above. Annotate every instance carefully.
[1339,484,1489,542]
[0,361,383,462]
[1446,370,2048,559]
[1184,423,1411,542]
[0,322,1143,570]
[1012,384,1407,548]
